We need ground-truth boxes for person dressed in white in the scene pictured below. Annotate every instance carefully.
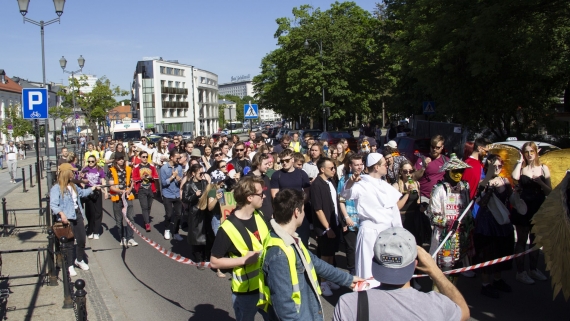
[340,152,402,287]
[5,141,18,183]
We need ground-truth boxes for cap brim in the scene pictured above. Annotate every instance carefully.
[371,257,415,285]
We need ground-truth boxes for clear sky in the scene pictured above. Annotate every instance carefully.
[1,0,379,94]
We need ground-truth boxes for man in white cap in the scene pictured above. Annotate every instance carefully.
[333,227,470,321]
[340,152,402,287]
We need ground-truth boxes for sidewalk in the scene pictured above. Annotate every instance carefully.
[0,178,116,320]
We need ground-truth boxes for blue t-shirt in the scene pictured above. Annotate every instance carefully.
[338,174,360,231]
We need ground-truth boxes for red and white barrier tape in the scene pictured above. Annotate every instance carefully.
[415,247,537,278]
[121,194,210,268]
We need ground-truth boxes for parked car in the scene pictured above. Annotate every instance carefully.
[319,131,358,151]
[392,136,432,164]
[493,140,560,156]
[181,131,193,140]
[275,128,290,141]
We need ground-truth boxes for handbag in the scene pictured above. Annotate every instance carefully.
[487,193,511,225]
[509,190,527,215]
[52,222,74,240]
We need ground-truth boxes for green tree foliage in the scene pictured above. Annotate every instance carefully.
[253,2,384,128]
[381,0,570,138]
[1,104,33,139]
[58,75,128,141]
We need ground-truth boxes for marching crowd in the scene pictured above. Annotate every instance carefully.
[48,129,550,321]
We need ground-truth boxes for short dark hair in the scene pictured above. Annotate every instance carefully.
[169,149,179,159]
[474,137,491,150]
[317,157,332,171]
[281,134,291,142]
[273,189,304,224]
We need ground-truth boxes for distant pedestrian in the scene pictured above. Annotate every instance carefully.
[108,156,137,247]
[132,151,159,232]
[79,155,107,240]
[5,141,18,183]
[160,150,184,241]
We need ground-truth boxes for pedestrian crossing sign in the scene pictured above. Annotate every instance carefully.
[244,103,259,119]
[422,101,436,115]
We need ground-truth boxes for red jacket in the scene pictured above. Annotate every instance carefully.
[462,157,483,199]
[132,163,159,193]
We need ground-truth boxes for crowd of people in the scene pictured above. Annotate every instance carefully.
[48,128,551,321]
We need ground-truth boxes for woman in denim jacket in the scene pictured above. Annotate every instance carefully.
[50,163,101,277]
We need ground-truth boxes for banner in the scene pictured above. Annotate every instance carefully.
[220,192,236,222]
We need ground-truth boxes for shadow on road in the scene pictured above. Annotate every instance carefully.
[188,303,233,321]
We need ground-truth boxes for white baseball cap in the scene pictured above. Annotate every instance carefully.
[371,227,417,284]
[384,140,397,149]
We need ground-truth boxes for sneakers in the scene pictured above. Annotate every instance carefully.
[327,281,341,290]
[120,238,127,247]
[481,284,500,298]
[68,266,77,277]
[164,230,171,240]
[74,259,89,271]
[529,269,547,281]
[127,239,139,247]
[173,234,183,241]
[93,234,99,240]
[145,223,151,232]
[516,271,535,285]
[493,279,512,293]
[320,282,333,297]
[87,234,94,239]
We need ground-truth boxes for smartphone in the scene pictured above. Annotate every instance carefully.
[217,188,225,206]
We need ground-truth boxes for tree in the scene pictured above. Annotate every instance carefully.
[253,2,385,129]
[58,75,128,142]
[381,0,570,138]
[0,104,33,140]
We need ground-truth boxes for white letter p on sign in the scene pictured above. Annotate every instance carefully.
[29,92,42,110]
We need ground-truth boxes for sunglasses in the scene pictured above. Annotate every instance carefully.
[431,145,444,150]
[141,156,148,159]
[327,167,336,171]
[88,161,96,163]
[281,158,292,163]
[251,192,265,198]
[214,153,222,157]
[235,149,244,152]
[402,169,414,174]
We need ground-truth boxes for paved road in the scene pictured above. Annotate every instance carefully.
[82,196,570,321]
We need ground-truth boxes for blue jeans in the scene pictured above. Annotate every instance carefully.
[0,155,3,168]
[211,213,221,236]
[231,293,268,321]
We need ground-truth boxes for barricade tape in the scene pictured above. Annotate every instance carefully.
[414,247,537,278]
[121,194,210,268]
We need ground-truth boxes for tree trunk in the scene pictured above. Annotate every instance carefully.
[89,122,99,144]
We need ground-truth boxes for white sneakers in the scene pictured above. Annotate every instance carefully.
[516,271,535,284]
[173,234,183,241]
[127,239,139,247]
[75,259,89,271]
[68,266,77,277]
[529,269,547,281]
[93,234,99,240]
[87,234,94,239]
[321,282,333,297]
[164,230,172,240]
[120,238,127,246]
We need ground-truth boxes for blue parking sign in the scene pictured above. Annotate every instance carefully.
[22,88,48,119]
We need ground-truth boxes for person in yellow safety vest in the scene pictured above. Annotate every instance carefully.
[107,155,138,248]
[289,132,301,153]
[257,189,363,321]
[209,176,271,321]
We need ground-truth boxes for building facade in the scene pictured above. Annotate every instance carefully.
[219,80,254,99]
[0,70,23,144]
[132,58,218,136]
[194,69,219,136]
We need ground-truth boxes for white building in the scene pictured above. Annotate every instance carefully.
[219,79,254,98]
[259,108,281,122]
[0,70,22,144]
[70,74,98,94]
[131,58,219,136]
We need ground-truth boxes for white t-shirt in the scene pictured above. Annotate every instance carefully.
[6,146,17,160]
[326,179,339,225]
[67,186,79,209]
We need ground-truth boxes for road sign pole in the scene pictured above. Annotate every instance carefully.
[35,120,42,210]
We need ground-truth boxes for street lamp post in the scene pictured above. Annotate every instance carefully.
[17,0,66,193]
[304,39,326,131]
[17,0,66,289]
[59,55,85,153]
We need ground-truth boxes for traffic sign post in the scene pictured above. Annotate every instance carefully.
[22,88,49,119]
[422,101,436,115]
[244,103,259,119]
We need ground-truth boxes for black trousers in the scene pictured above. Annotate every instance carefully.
[343,228,358,272]
[138,188,154,224]
[67,214,87,266]
[82,190,102,235]
[163,197,182,234]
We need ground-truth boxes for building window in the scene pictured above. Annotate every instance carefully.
[167,67,173,74]
[160,66,166,74]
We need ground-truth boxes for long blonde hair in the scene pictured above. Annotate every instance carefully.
[198,183,217,210]
[58,170,77,196]
[522,141,540,167]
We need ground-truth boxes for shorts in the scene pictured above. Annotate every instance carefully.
[317,226,339,257]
